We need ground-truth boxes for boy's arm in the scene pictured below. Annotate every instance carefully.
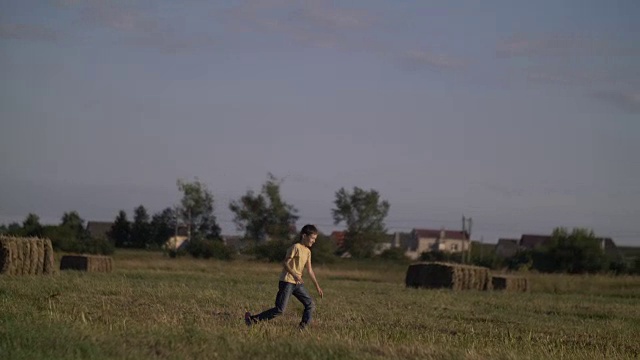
[306,257,323,298]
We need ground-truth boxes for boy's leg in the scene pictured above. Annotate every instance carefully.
[252,281,294,322]
[292,284,315,328]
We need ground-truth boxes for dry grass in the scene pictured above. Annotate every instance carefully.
[1,250,639,359]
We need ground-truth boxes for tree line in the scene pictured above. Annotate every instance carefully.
[0,174,392,262]
[2,173,636,274]
[0,211,114,255]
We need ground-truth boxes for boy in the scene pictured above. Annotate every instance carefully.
[245,224,324,330]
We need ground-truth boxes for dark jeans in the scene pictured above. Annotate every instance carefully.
[253,281,315,325]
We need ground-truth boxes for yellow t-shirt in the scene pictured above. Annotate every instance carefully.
[279,243,311,284]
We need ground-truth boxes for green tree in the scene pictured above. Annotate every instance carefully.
[311,233,337,264]
[150,207,177,248]
[60,211,87,240]
[22,213,44,237]
[5,222,24,236]
[229,173,299,242]
[331,187,390,258]
[534,227,609,274]
[43,225,78,252]
[177,178,221,240]
[130,205,152,248]
[108,210,131,248]
[187,237,235,260]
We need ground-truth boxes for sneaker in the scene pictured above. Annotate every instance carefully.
[244,312,252,327]
[298,322,307,331]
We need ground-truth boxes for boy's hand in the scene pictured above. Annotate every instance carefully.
[316,286,323,299]
[294,274,303,284]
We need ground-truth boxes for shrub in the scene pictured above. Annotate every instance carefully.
[187,238,234,260]
[506,250,533,271]
[420,250,462,263]
[254,239,290,262]
[533,228,609,274]
[81,237,115,255]
[472,254,505,270]
[377,247,409,263]
[310,234,337,264]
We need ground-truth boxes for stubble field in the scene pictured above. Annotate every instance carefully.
[1,250,639,360]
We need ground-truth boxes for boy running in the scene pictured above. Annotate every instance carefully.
[245,224,324,330]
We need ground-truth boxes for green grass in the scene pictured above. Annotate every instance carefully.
[1,250,639,360]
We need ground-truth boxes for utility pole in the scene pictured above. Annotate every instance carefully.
[462,215,473,264]
[467,217,473,264]
[173,204,180,252]
[462,215,467,264]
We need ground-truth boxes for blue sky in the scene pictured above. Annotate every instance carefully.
[1,0,639,244]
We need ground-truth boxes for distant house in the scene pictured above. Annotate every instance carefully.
[404,228,470,260]
[373,232,412,255]
[591,237,622,261]
[597,237,622,260]
[330,231,346,249]
[495,238,520,258]
[164,235,189,252]
[373,233,396,255]
[86,221,114,240]
[329,231,407,256]
[519,234,552,250]
[174,226,189,237]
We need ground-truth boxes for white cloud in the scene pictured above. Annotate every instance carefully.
[52,0,215,53]
[0,23,58,41]
[592,90,640,114]
[524,67,640,88]
[223,0,376,50]
[497,34,639,57]
[400,50,467,71]
[499,33,640,113]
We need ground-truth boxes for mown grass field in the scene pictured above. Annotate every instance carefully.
[1,250,639,360]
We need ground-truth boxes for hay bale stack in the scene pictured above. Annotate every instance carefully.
[34,239,45,275]
[0,236,56,275]
[9,238,19,275]
[60,255,113,273]
[0,238,11,274]
[405,262,492,290]
[15,238,24,275]
[22,239,32,275]
[43,240,55,274]
[28,239,39,275]
[491,275,529,292]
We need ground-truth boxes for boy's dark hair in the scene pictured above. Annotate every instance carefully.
[298,224,318,242]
